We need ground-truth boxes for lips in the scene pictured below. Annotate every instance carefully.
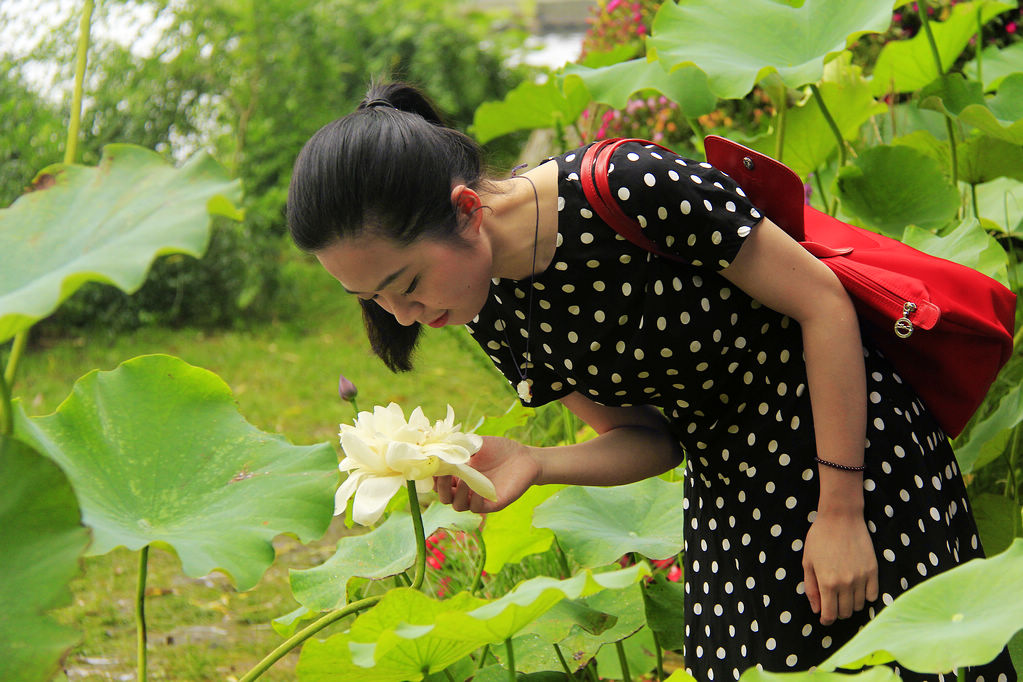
[427,312,449,328]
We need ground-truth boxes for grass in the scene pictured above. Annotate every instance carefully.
[10,253,518,680]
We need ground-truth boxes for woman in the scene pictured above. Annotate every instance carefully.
[287,82,1015,681]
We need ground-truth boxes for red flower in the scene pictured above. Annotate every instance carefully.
[667,565,682,582]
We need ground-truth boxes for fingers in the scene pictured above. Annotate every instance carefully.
[803,563,821,617]
[434,475,454,504]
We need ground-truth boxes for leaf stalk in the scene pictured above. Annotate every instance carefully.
[136,545,149,682]
[809,83,846,168]
[66,0,94,165]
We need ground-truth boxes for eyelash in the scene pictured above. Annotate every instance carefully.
[358,276,419,302]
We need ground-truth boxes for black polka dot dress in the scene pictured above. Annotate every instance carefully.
[466,142,1017,681]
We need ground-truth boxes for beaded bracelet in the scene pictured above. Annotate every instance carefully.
[814,456,865,472]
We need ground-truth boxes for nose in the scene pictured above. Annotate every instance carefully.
[378,294,423,326]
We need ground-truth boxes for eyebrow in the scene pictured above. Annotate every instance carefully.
[341,266,408,295]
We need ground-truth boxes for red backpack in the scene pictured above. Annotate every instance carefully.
[580,136,1016,438]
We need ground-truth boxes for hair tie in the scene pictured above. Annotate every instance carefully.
[364,98,396,110]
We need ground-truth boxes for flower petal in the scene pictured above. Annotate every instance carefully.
[340,432,388,473]
[351,473,404,525]
[408,406,430,430]
[334,470,367,515]
[385,440,427,470]
[438,462,497,501]
[422,442,471,464]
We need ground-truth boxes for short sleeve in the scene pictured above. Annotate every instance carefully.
[605,141,763,271]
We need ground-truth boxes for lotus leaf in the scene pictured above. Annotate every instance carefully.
[0,437,90,682]
[533,477,683,568]
[823,539,1023,672]
[648,0,894,99]
[290,502,481,611]
[13,354,337,591]
[834,145,960,237]
[871,1,1015,96]
[0,145,241,343]
[564,59,717,117]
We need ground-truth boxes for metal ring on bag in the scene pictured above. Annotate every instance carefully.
[742,156,754,170]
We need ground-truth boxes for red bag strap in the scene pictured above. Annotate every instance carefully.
[580,138,685,263]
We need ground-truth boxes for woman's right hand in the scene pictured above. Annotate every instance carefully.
[434,435,541,514]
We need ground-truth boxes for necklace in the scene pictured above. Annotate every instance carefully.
[503,164,540,403]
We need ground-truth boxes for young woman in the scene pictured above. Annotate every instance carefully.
[287,82,1016,681]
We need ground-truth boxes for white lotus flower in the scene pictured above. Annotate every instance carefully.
[334,403,496,525]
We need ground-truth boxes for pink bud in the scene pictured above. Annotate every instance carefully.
[667,565,682,582]
[338,374,358,401]
[1008,21,1017,33]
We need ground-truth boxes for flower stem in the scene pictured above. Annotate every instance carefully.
[651,630,664,680]
[476,644,492,672]
[0,350,13,438]
[553,643,573,678]
[65,0,94,165]
[136,545,149,682]
[239,594,383,681]
[810,83,846,168]
[469,528,487,595]
[407,480,427,590]
[553,537,572,579]
[918,1,960,187]
[504,638,516,682]
[615,640,632,682]
[3,330,27,394]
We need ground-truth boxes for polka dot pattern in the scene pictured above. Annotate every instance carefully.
[465,142,1014,682]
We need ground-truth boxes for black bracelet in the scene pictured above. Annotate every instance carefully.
[814,456,865,472]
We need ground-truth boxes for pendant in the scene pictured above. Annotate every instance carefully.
[516,379,532,402]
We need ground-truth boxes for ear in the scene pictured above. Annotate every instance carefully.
[450,184,484,231]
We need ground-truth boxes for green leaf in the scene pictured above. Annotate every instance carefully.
[973,177,1023,234]
[822,539,1023,672]
[593,626,658,680]
[474,400,534,437]
[642,573,686,651]
[12,354,336,591]
[900,218,1010,284]
[971,493,1023,557]
[834,145,960,237]
[871,1,1016,96]
[740,666,901,682]
[957,134,1023,185]
[953,381,1023,474]
[533,477,684,568]
[0,145,241,344]
[750,53,887,178]
[482,484,562,574]
[564,59,718,117]
[472,77,590,144]
[563,584,649,673]
[290,503,481,611]
[957,73,1023,145]
[647,0,895,99]
[963,41,1023,92]
[918,72,987,117]
[0,437,90,682]
[580,43,642,69]
[297,565,650,681]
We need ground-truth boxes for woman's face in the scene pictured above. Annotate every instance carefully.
[315,231,494,328]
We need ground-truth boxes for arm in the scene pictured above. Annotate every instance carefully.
[721,217,879,625]
[435,394,682,513]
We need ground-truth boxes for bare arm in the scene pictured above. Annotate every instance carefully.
[435,395,682,513]
[721,217,878,625]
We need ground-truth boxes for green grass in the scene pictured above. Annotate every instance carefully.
[11,254,518,680]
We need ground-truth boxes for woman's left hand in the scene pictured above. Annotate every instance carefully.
[801,511,879,625]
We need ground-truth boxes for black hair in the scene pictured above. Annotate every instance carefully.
[287,82,490,373]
